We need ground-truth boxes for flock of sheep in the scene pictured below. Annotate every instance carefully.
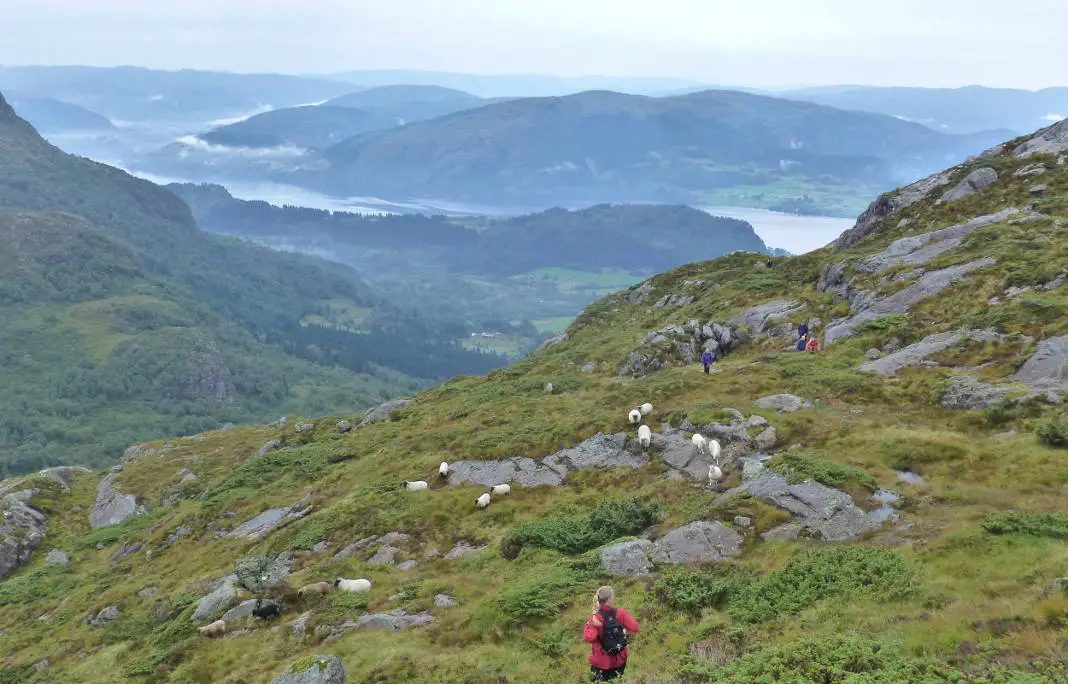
[196,403,729,638]
[628,403,723,485]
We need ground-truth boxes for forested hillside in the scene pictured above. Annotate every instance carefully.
[0,90,501,476]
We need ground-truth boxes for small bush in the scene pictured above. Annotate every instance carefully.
[78,513,154,550]
[654,568,751,615]
[681,635,962,683]
[727,547,914,625]
[0,666,33,684]
[500,498,662,559]
[982,512,1068,539]
[326,591,370,617]
[534,621,573,658]
[1035,419,1068,448]
[768,452,878,492]
[859,314,909,333]
[472,567,592,632]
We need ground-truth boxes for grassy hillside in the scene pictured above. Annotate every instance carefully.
[2,122,1067,681]
[0,90,502,476]
[5,93,114,132]
[197,106,394,151]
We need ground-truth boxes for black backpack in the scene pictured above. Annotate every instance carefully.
[599,607,627,655]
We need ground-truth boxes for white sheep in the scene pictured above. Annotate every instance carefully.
[638,425,652,448]
[198,619,227,638]
[476,492,492,508]
[335,577,372,593]
[691,433,708,455]
[439,462,449,477]
[297,581,333,597]
[639,403,654,416]
[489,484,511,496]
[402,480,428,491]
[708,464,723,487]
[709,439,722,464]
[628,409,642,425]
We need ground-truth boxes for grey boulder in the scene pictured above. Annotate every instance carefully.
[192,577,238,623]
[941,376,1010,410]
[447,456,565,489]
[0,490,48,580]
[1014,335,1068,392]
[271,655,347,684]
[938,167,998,203]
[650,521,743,564]
[361,399,413,425]
[355,610,434,632]
[234,553,293,593]
[45,550,69,566]
[600,540,655,576]
[859,329,1005,375]
[755,394,807,413]
[88,473,145,529]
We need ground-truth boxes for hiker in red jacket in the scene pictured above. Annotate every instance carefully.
[583,586,640,681]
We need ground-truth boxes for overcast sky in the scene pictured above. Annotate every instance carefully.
[4,0,1066,89]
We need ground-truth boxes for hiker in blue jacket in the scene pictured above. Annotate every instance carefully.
[796,335,808,352]
[701,349,715,374]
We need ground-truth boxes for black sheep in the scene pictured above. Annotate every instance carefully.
[252,599,282,620]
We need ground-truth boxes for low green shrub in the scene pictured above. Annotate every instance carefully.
[0,565,77,607]
[500,498,662,559]
[1035,419,1068,448]
[727,547,915,625]
[326,591,370,618]
[768,452,879,492]
[982,512,1068,539]
[78,513,154,549]
[471,566,593,633]
[681,634,962,683]
[653,568,751,615]
[0,666,33,684]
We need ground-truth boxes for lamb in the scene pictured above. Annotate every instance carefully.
[439,462,449,477]
[476,492,492,508]
[639,403,654,416]
[198,619,226,638]
[402,480,429,491]
[628,409,642,425]
[708,465,723,487]
[297,581,333,597]
[252,599,281,620]
[709,439,721,464]
[489,484,511,496]
[335,578,372,593]
[637,425,652,448]
[691,433,708,455]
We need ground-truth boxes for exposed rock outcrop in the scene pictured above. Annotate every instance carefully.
[271,655,347,684]
[938,167,998,203]
[600,540,655,576]
[1013,118,1068,159]
[192,576,238,623]
[1013,335,1068,393]
[447,457,566,488]
[650,521,743,564]
[832,170,954,250]
[229,499,311,539]
[88,473,145,529]
[825,259,996,345]
[718,472,874,542]
[621,320,747,377]
[234,553,293,593]
[732,300,807,337]
[755,394,809,413]
[941,376,1010,410]
[355,610,434,632]
[858,329,1006,375]
[0,489,48,580]
[361,399,413,425]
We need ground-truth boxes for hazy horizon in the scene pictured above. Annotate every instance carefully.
[5,0,1068,90]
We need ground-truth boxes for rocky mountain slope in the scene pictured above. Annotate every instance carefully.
[2,120,1068,682]
[0,90,501,476]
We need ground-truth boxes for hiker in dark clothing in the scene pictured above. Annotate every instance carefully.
[701,349,715,374]
[797,322,809,340]
[584,586,640,681]
[796,335,807,352]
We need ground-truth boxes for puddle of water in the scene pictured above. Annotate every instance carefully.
[869,488,902,525]
[873,489,901,504]
[895,470,926,485]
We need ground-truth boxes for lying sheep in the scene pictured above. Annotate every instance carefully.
[691,433,708,455]
[402,480,429,491]
[439,461,449,477]
[639,403,654,416]
[198,619,226,638]
[638,425,652,448]
[708,464,723,487]
[489,484,511,496]
[297,581,333,598]
[628,409,642,425]
[709,439,722,464]
[476,492,491,508]
[252,599,281,620]
[335,577,372,593]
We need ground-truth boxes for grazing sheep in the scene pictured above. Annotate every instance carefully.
[489,484,511,496]
[402,480,429,491]
[335,578,372,593]
[709,439,721,464]
[297,581,333,598]
[439,461,449,477]
[691,433,708,455]
[198,619,226,638]
[637,425,652,448]
[252,599,281,620]
[708,465,723,487]
[639,403,654,416]
[476,492,492,508]
[628,409,642,425]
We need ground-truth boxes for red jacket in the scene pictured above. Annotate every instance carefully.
[583,605,640,670]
